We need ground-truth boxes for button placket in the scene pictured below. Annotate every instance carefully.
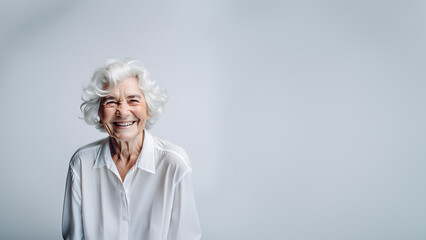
[120,186,130,224]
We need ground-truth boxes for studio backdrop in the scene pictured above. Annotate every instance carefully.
[1,1,425,239]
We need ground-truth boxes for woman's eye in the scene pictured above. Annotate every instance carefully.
[105,101,117,106]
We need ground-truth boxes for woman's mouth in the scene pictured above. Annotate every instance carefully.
[113,121,136,128]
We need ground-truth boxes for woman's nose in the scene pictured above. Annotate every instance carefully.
[115,102,130,118]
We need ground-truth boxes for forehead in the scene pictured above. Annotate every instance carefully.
[108,77,143,96]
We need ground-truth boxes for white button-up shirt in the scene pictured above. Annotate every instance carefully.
[62,130,201,240]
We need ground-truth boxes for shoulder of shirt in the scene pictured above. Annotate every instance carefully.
[152,135,192,171]
[69,138,108,168]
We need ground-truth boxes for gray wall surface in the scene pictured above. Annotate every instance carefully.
[1,1,425,239]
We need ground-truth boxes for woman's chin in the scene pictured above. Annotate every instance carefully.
[111,132,142,142]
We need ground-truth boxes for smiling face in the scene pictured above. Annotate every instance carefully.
[99,77,151,142]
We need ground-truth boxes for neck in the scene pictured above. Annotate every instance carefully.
[110,131,144,164]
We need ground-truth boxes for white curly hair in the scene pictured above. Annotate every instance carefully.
[81,59,168,131]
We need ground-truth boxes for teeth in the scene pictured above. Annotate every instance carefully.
[115,121,134,127]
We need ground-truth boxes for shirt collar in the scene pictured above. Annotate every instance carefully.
[93,130,156,174]
[136,130,156,174]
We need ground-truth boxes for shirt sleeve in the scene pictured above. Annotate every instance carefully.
[167,171,202,240]
[62,165,84,240]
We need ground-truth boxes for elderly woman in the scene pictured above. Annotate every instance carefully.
[62,59,201,240]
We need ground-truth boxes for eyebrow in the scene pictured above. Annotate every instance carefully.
[103,95,142,101]
[103,96,116,101]
[127,95,142,99]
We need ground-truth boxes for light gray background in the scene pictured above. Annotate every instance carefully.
[1,1,425,239]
